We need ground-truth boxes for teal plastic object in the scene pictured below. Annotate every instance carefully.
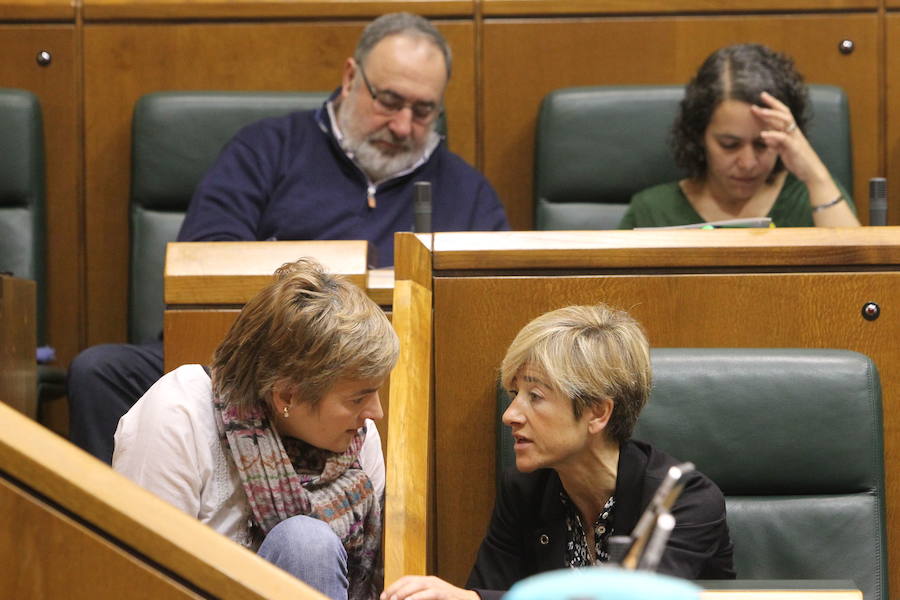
[503,567,701,600]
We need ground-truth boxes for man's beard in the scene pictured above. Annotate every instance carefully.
[337,94,433,182]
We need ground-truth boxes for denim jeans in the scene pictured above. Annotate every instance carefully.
[258,515,349,600]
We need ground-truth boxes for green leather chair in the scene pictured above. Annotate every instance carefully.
[498,348,886,600]
[533,85,853,230]
[0,88,46,341]
[0,88,66,416]
[129,91,329,344]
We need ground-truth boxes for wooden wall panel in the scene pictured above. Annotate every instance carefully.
[886,14,900,226]
[82,0,474,20]
[433,271,900,585]
[483,0,876,14]
[0,26,82,366]
[82,20,476,346]
[0,0,74,20]
[482,15,880,230]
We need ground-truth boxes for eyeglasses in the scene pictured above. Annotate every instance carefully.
[357,64,440,123]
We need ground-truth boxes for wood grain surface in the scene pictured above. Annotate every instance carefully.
[0,26,82,366]
[384,279,434,585]
[0,478,205,599]
[483,0,874,14]
[430,228,900,270]
[886,14,900,230]
[0,277,37,418]
[164,241,371,304]
[82,0,474,20]
[0,0,74,20]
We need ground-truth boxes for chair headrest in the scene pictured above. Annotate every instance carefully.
[534,84,853,219]
[636,348,881,494]
[131,91,330,211]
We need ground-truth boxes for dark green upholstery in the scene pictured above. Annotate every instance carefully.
[0,88,65,415]
[0,88,46,343]
[498,348,885,600]
[129,91,329,344]
[534,85,853,230]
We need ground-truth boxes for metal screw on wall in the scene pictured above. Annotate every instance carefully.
[862,302,880,321]
[838,40,855,55]
[36,51,52,67]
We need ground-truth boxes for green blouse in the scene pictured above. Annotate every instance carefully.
[618,173,854,229]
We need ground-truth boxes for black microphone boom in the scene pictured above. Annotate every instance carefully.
[869,177,887,226]
[414,181,433,233]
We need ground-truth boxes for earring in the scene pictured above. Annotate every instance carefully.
[282,406,290,418]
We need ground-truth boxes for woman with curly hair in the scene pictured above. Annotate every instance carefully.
[619,44,860,228]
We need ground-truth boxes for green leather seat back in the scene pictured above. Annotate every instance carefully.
[0,88,46,344]
[534,85,853,230]
[498,348,885,600]
[130,91,329,344]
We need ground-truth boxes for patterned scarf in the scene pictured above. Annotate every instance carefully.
[213,394,381,600]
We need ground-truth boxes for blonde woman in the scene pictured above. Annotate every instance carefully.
[383,304,733,600]
[114,258,399,600]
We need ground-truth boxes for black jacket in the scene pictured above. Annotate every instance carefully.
[466,439,735,599]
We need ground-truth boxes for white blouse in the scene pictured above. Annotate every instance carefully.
[113,364,385,548]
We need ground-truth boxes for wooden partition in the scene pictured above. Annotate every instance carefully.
[384,233,434,585]
[886,12,900,231]
[1,4,82,366]
[0,400,328,599]
[385,229,900,595]
[0,276,37,418]
[163,240,376,372]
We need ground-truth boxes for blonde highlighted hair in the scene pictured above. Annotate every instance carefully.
[211,258,399,417]
[500,304,651,444]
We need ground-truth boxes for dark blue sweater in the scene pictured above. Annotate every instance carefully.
[178,102,509,267]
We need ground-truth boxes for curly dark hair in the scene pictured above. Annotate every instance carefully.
[671,44,810,180]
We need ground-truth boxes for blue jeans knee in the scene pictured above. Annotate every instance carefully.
[258,515,348,600]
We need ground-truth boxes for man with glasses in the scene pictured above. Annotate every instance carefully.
[67,12,509,465]
[177,10,509,267]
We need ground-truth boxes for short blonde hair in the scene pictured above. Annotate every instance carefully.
[500,304,651,444]
[211,258,399,417]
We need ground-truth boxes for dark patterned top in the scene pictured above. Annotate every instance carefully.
[561,492,616,567]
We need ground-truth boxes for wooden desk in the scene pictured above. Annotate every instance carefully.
[162,240,392,372]
[385,228,898,594]
[0,275,36,419]
[702,591,860,599]
[700,580,862,599]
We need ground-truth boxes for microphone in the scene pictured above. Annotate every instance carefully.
[636,513,676,572]
[620,462,693,570]
[869,177,887,226]
[414,181,432,233]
